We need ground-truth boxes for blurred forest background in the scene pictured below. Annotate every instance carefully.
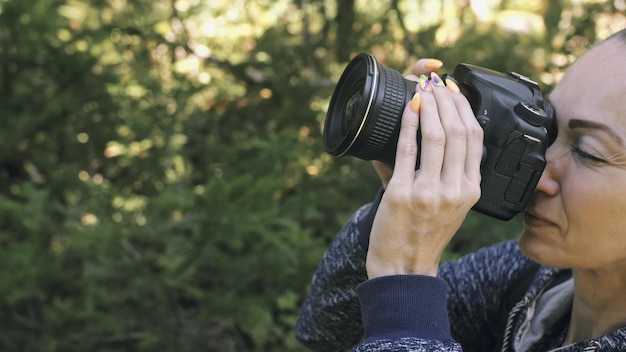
[0,0,625,351]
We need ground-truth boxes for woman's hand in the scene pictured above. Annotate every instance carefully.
[373,58,445,189]
[366,68,484,279]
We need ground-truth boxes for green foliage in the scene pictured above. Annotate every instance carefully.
[0,0,624,350]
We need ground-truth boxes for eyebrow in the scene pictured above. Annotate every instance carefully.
[568,118,624,146]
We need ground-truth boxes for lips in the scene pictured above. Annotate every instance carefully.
[523,209,556,227]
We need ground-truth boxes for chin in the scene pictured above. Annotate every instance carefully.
[518,228,563,268]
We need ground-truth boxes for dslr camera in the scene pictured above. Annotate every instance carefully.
[323,53,555,220]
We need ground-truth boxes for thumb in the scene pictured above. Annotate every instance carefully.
[404,58,444,81]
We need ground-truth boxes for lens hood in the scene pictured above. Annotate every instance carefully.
[323,53,415,164]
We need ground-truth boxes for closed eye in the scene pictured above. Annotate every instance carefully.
[569,143,606,163]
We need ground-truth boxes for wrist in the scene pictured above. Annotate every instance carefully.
[366,252,439,278]
[367,268,439,279]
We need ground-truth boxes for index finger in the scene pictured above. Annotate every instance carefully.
[390,98,421,184]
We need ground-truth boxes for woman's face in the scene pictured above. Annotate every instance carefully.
[519,39,626,271]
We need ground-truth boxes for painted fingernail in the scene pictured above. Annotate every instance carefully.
[445,78,460,93]
[410,92,421,112]
[425,59,443,71]
[419,74,431,91]
[430,72,445,87]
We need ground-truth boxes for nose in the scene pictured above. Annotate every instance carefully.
[534,143,563,196]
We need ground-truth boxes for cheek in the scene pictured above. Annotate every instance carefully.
[564,198,626,268]
[561,171,626,239]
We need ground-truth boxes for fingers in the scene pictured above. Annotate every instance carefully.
[390,98,421,184]
[432,75,482,184]
[449,84,484,184]
[408,58,444,76]
[404,58,443,82]
[396,58,445,183]
[391,56,483,203]
[392,72,482,189]
[430,74,471,185]
[415,77,445,180]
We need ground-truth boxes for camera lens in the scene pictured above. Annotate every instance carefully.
[323,53,416,165]
[343,90,363,133]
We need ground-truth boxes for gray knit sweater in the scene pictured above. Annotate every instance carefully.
[295,202,626,351]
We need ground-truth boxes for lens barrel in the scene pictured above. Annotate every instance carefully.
[323,53,416,165]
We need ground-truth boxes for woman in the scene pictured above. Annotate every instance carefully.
[296,28,626,352]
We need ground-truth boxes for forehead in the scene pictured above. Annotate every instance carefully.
[550,41,626,122]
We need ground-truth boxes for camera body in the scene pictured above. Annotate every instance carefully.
[323,53,554,220]
[450,64,554,219]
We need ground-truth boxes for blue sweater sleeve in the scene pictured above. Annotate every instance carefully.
[357,275,455,344]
